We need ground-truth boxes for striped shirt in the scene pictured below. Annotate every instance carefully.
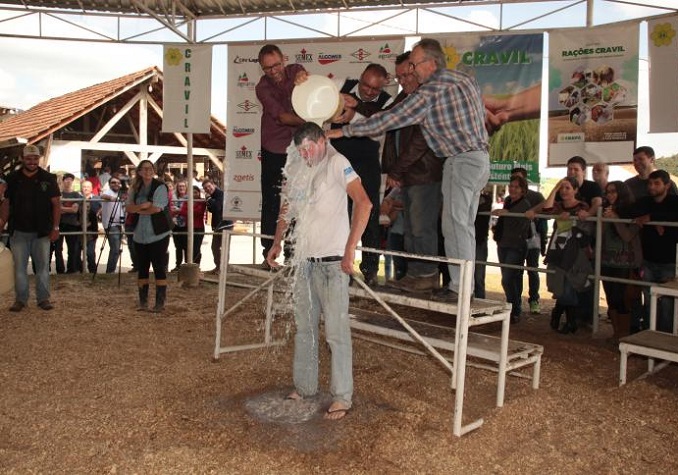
[343,67,489,158]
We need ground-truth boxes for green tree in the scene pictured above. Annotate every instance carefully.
[656,154,678,176]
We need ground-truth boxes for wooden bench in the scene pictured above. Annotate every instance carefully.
[619,331,678,385]
[619,284,678,386]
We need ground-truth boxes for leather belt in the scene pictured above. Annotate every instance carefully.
[307,255,343,263]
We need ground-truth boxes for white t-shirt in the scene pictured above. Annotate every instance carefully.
[283,144,359,259]
[101,188,125,229]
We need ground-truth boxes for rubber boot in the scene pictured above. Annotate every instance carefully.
[550,303,564,330]
[559,306,578,334]
[153,285,167,313]
[137,284,149,311]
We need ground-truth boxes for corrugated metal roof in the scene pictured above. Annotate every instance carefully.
[0,1,526,18]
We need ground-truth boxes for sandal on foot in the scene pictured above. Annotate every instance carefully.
[324,407,350,420]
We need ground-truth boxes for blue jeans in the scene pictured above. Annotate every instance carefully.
[441,151,490,288]
[474,239,488,299]
[385,231,407,281]
[105,226,122,273]
[86,238,96,273]
[641,260,675,332]
[498,246,526,317]
[62,224,82,273]
[521,247,541,303]
[10,231,51,304]
[293,261,352,407]
[403,182,441,277]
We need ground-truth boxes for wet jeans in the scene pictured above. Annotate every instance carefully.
[293,260,352,407]
[10,231,51,304]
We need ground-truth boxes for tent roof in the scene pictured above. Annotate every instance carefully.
[0,1,543,18]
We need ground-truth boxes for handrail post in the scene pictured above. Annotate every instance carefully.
[593,206,603,334]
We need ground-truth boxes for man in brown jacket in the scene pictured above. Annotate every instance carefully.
[384,51,443,292]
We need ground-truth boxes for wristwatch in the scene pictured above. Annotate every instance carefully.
[53,226,60,231]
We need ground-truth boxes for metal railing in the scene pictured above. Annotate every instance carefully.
[2,199,675,335]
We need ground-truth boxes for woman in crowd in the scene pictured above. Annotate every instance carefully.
[171,180,189,271]
[178,185,207,265]
[126,160,171,312]
[492,175,533,323]
[601,180,642,342]
[528,177,592,334]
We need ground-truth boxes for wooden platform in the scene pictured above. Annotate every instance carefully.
[222,263,507,319]
[215,259,543,436]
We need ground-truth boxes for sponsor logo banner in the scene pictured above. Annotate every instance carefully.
[648,15,678,133]
[548,24,638,165]
[162,44,212,133]
[431,32,543,181]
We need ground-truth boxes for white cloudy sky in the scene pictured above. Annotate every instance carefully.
[0,0,676,168]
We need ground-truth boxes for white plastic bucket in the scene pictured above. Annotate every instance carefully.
[0,241,14,296]
[292,75,341,126]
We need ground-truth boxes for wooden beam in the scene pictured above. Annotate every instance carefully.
[90,91,141,143]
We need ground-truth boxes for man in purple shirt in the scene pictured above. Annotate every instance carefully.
[255,44,306,269]
[327,38,490,302]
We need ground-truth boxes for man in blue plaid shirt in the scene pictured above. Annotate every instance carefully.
[328,38,490,302]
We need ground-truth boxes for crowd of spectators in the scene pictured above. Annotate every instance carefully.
[0,151,228,284]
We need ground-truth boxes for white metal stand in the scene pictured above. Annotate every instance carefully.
[213,230,543,437]
[619,283,678,386]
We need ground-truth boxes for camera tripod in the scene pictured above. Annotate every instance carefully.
[91,190,126,286]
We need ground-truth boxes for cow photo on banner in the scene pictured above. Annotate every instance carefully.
[430,33,544,185]
[224,38,405,220]
[548,24,639,166]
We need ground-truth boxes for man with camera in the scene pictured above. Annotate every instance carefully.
[101,176,126,273]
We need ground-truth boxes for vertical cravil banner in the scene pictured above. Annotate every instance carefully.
[430,33,544,185]
[548,24,639,166]
[648,15,678,133]
[225,38,405,220]
[162,44,213,133]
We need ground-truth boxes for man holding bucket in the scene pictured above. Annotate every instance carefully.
[256,44,307,269]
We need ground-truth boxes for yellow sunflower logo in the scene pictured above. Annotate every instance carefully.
[650,22,676,47]
[443,46,461,70]
[165,48,183,66]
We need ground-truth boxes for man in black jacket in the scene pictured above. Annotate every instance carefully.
[203,178,232,274]
[0,144,61,311]
[331,63,391,286]
[633,169,678,332]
